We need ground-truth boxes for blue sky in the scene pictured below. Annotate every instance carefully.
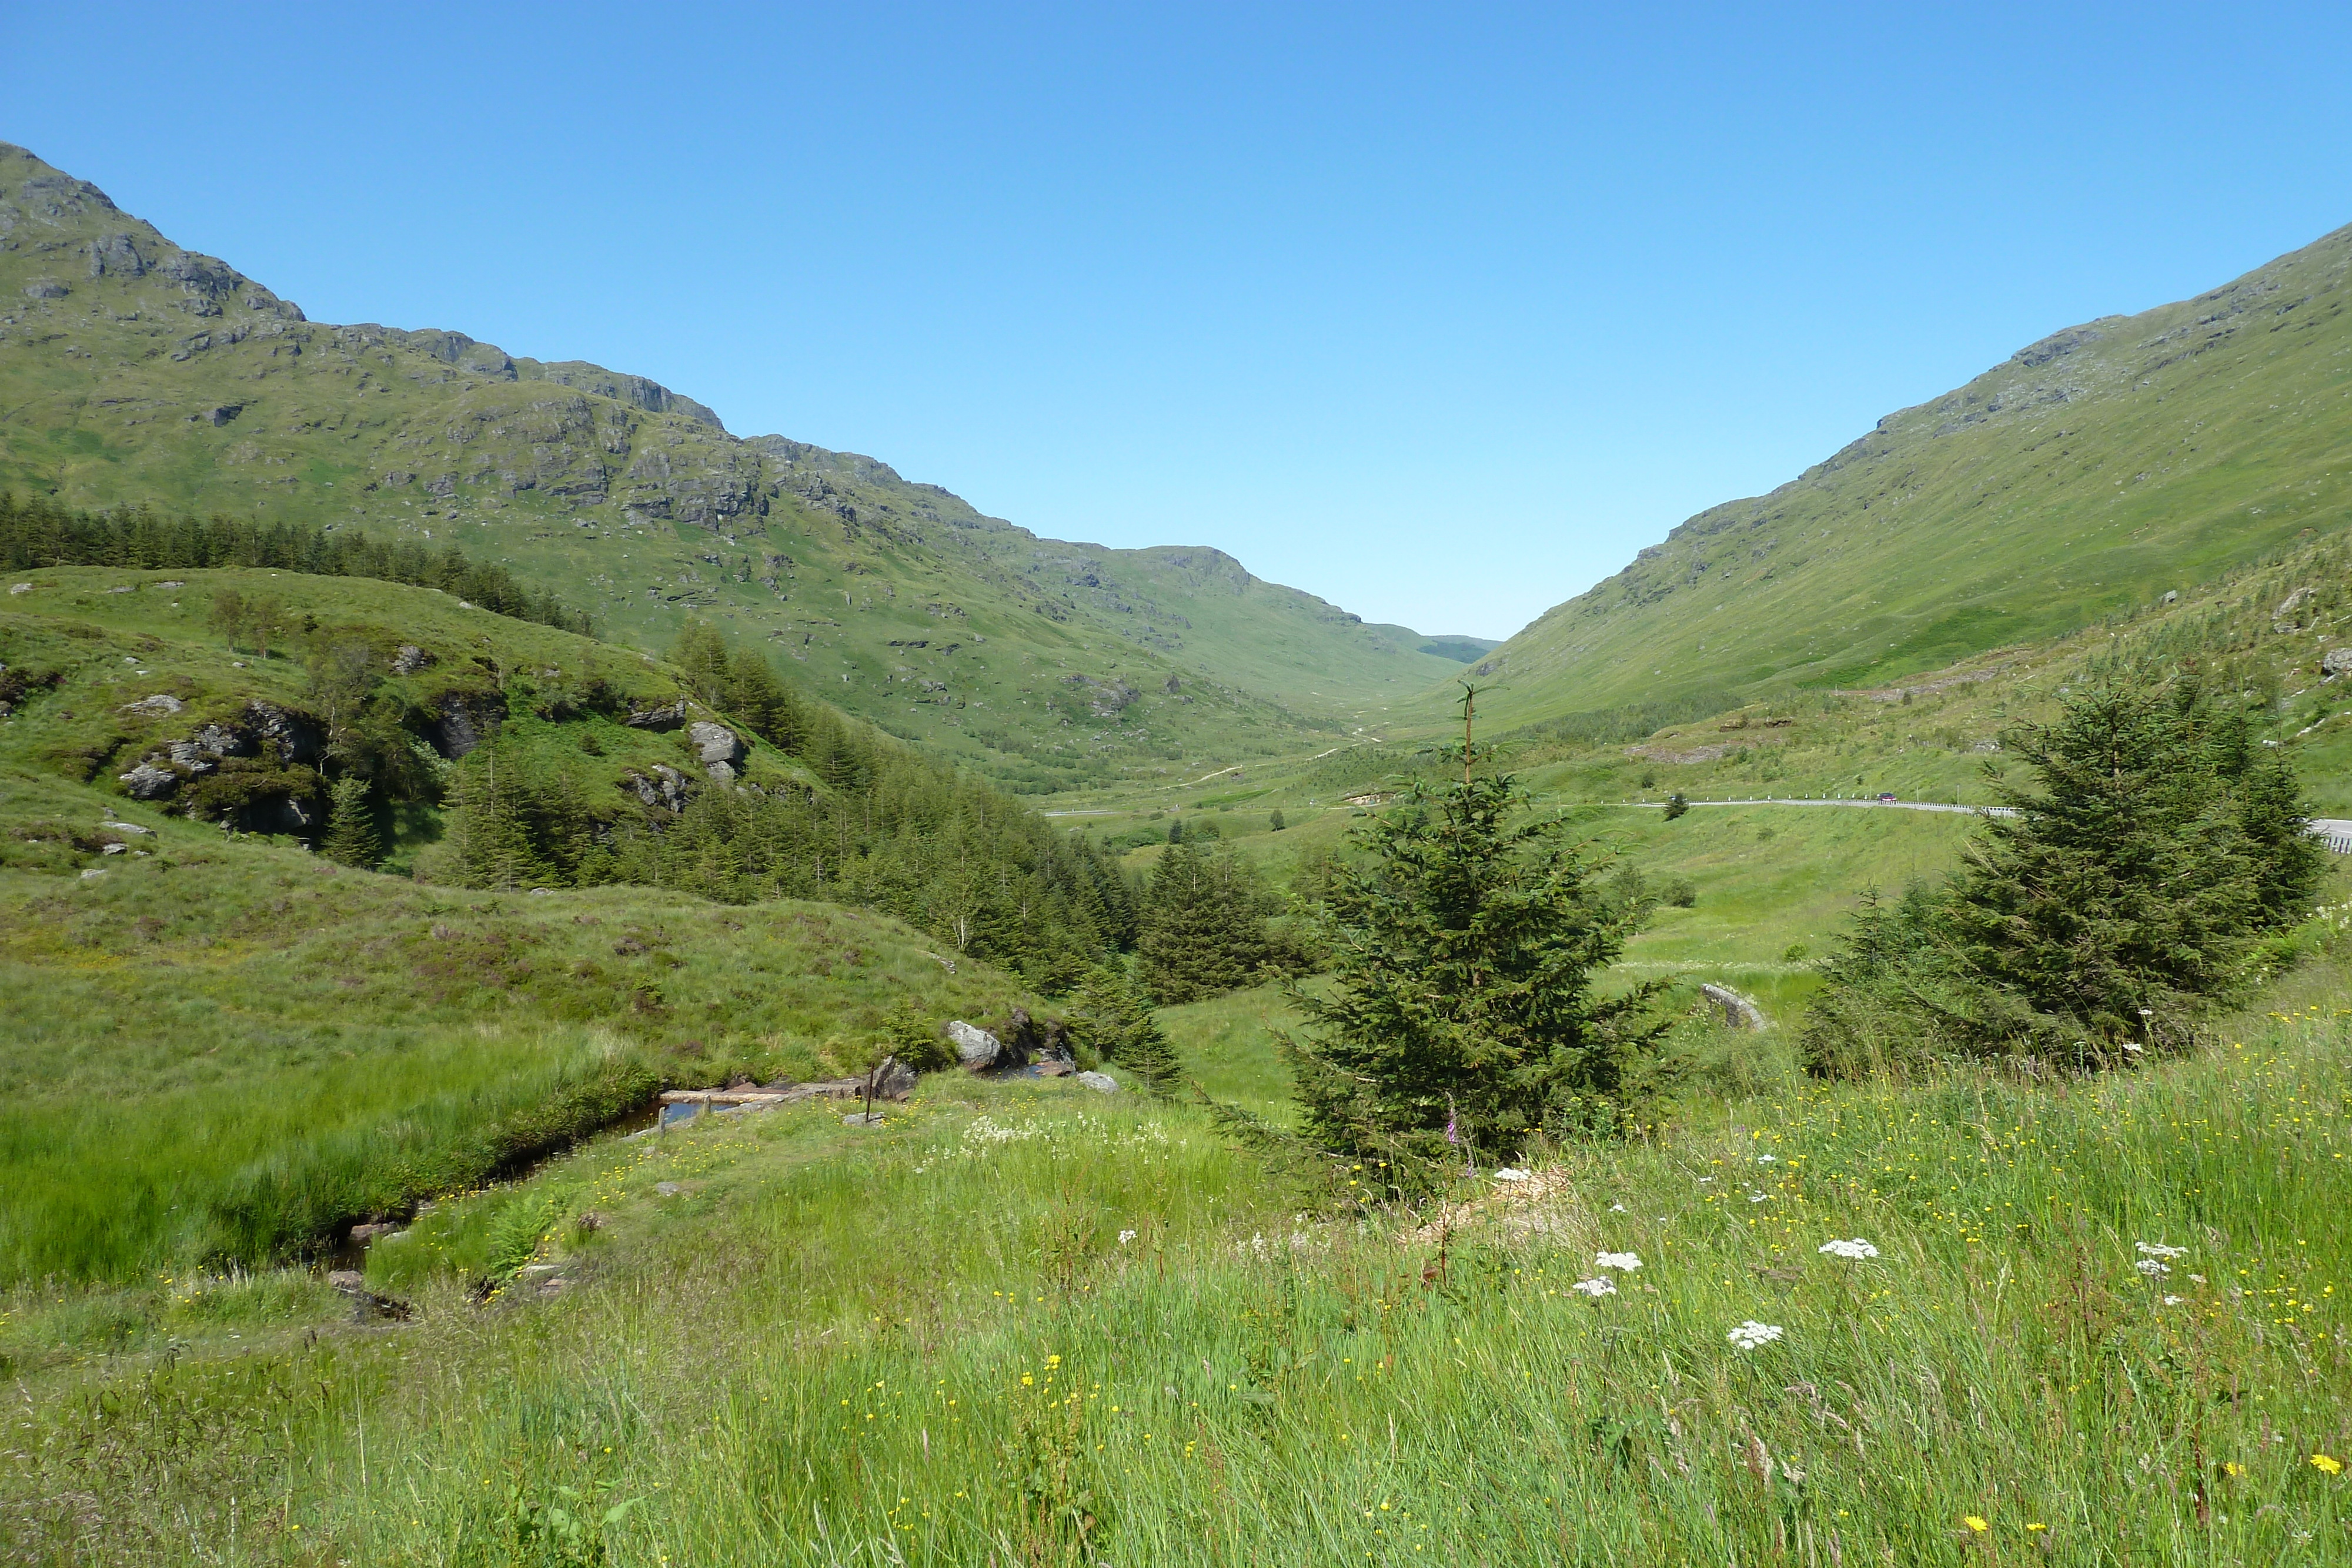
[11,3,2352,638]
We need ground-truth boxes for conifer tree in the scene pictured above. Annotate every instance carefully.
[320,775,380,869]
[1803,680,2324,1073]
[446,741,549,891]
[1137,842,1268,1004]
[1285,686,1672,1173]
[1071,964,1181,1092]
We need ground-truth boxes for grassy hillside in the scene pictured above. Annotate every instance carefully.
[0,558,1140,981]
[0,142,1464,788]
[0,763,1045,1284]
[1447,217,2352,737]
[6,944,2349,1564]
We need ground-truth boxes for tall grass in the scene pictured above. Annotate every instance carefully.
[7,977,2349,1564]
[0,768,1038,1283]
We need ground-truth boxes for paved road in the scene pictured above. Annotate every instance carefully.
[1619,797,2014,817]
[1620,798,2352,852]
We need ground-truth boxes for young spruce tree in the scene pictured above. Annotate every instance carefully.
[1136,842,1269,1004]
[1285,686,1671,1176]
[1071,964,1181,1092]
[1802,678,2323,1074]
[320,775,381,869]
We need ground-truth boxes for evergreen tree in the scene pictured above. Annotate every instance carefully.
[1071,964,1181,1092]
[1137,842,1268,1004]
[879,998,955,1073]
[445,741,550,891]
[1285,688,1672,1174]
[670,620,731,707]
[1803,681,2323,1074]
[320,775,380,868]
[1663,791,1689,821]
[1269,808,1286,831]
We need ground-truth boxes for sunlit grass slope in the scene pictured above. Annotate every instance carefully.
[1434,220,2352,738]
[0,764,1037,1283]
[8,954,2351,1564]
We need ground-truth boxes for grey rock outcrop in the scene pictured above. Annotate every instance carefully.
[118,761,176,799]
[947,1020,1003,1069]
[689,720,745,781]
[624,699,687,731]
[869,1055,919,1099]
[391,644,434,675]
[619,764,690,812]
[1075,1072,1120,1094]
[426,690,505,759]
[246,702,321,764]
[2324,647,2352,677]
[119,693,183,717]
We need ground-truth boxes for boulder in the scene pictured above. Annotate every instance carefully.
[118,761,178,800]
[870,1055,919,1099]
[119,694,183,717]
[624,699,688,730]
[1075,1072,1120,1094]
[391,644,434,676]
[947,1020,1003,1069]
[2324,647,2352,677]
[690,720,745,781]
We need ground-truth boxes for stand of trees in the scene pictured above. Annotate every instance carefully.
[1802,681,2324,1076]
[0,493,593,634]
[435,625,1135,990]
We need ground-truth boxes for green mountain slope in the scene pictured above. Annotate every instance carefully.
[1460,220,2352,735]
[0,142,1462,789]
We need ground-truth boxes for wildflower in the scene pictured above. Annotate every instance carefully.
[2189,1273,2208,1284]
[1963,1516,1989,1532]
[2134,1259,2171,1277]
[2223,1462,2245,1477]
[2314,1454,2344,1475]
[2122,1042,2144,1055]
[1756,1154,1776,1162]
[1118,1229,1137,1245]
[2162,1295,2184,1306]
[2134,1242,2188,1258]
[1594,1251,1642,1272]
[1492,1168,1530,1182]
[1727,1320,1783,1350]
[1570,1278,1616,1297]
[1749,1193,1768,1203]
[1819,1238,1879,1260]
[1608,1202,1628,1213]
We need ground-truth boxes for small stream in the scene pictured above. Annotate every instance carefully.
[315,1093,669,1281]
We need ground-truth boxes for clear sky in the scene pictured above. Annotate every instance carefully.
[10,3,2352,639]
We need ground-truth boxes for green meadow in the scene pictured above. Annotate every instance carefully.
[6,933,2350,1564]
